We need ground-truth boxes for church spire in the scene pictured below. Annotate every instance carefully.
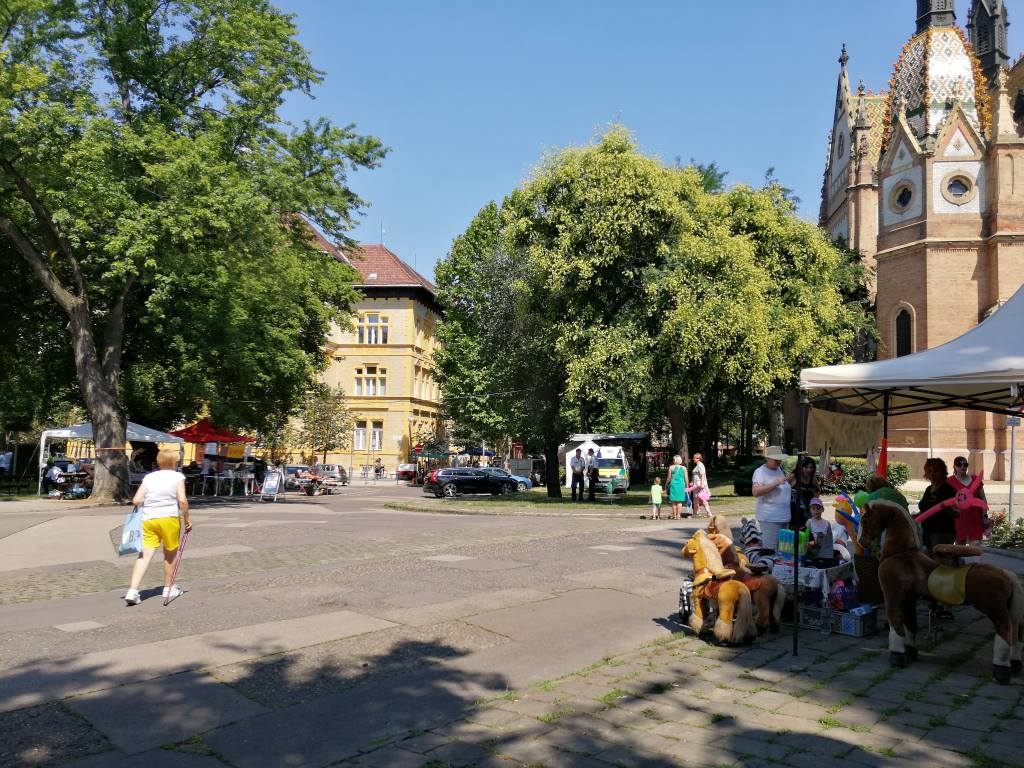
[917,0,957,33]
[968,0,1010,88]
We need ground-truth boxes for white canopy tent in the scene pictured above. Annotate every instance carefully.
[39,421,184,494]
[800,286,1024,418]
[800,283,1024,519]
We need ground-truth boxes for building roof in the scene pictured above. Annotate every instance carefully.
[347,244,437,294]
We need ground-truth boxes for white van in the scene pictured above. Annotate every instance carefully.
[564,444,630,493]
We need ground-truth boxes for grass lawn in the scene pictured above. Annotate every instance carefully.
[389,469,758,517]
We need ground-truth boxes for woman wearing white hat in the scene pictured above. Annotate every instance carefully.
[751,446,793,550]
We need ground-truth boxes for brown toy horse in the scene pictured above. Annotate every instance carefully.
[707,515,785,635]
[682,530,756,645]
[859,488,1024,684]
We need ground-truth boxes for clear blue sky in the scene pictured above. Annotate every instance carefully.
[276,1,1018,280]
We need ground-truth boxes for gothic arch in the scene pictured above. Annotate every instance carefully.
[891,301,917,358]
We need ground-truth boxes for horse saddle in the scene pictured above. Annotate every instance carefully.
[739,575,763,592]
[927,564,973,606]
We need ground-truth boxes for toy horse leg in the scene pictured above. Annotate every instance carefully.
[902,596,919,662]
[992,621,1013,685]
[886,596,916,667]
[752,589,769,635]
[688,597,707,636]
[1012,622,1024,675]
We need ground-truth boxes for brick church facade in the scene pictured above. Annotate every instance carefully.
[820,1,1024,477]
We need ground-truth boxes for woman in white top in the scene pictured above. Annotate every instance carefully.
[751,446,792,550]
[124,450,191,605]
[690,452,711,517]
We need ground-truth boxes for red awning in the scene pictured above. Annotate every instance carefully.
[169,418,256,443]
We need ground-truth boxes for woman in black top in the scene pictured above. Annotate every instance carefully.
[918,457,957,553]
[789,457,820,530]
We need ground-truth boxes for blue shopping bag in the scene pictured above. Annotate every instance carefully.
[118,506,143,556]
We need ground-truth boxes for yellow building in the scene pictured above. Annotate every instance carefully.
[319,241,443,474]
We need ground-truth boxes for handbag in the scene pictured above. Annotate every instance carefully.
[697,488,711,503]
[118,506,143,556]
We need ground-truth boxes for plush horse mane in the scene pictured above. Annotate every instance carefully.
[872,500,922,550]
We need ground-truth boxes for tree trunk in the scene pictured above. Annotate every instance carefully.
[68,304,129,503]
[768,389,785,447]
[665,400,689,460]
[543,439,562,498]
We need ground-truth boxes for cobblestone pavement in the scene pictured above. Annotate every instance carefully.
[3,492,1023,768]
[337,610,1022,768]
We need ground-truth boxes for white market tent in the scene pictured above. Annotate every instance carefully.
[800,285,1024,419]
[39,421,184,493]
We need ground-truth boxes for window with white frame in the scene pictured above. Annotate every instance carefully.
[370,421,383,451]
[354,366,387,396]
[357,314,389,344]
[353,420,367,450]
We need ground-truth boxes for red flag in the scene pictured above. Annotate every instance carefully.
[877,438,888,477]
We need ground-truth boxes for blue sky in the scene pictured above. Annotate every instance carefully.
[276,1,1018,280]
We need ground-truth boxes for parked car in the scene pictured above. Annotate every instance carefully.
[732,455,797,496]
[284,464,310,490]
[396,463,418,481]
[480,467,532,492]
[424,467,520,498]
[311,463,348,485]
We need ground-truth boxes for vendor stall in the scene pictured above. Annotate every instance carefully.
[38,422,184,495]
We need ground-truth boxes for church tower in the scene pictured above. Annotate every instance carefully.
[819,0,1024,479]
[917,0,957,31]
[968,0,1010,86]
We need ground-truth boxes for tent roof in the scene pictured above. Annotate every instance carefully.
[41,421,184,444]
[169,418,255,443]
[800,285,1024,417]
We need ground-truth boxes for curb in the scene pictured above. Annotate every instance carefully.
[981,545,1024,561]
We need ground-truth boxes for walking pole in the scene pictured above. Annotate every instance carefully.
[163,523,191,606]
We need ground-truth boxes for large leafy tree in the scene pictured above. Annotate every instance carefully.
[0,0,385,500]
[435,129,872,487]
[294,383,354,464]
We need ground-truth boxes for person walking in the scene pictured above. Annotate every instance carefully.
[569,448,586,502]
[752,446,792,550]
[124,450,191,605]
[690,452,711,517]
[666,455,689,520]
[950,456,987,545]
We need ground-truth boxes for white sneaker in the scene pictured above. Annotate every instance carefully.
[124,589,141,606]
[162,585,183,602]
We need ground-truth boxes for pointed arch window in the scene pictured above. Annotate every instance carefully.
[895,310,913,357]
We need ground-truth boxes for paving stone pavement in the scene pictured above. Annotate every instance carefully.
[3,603,1023,767]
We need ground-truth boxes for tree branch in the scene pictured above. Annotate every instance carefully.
[0,157,88,296]
[0,212,78,314]
[101,272,136,383]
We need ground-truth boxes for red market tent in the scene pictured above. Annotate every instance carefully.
[169,418,256,444]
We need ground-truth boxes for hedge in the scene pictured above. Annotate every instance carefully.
[989,513,1024,549]
[819,457,910,494]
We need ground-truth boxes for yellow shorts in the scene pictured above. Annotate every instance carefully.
[142,517,181,551]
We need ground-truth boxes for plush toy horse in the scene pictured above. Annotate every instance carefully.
[707,516,785,634]
[859,488,1024,684]
[681,530,756,645]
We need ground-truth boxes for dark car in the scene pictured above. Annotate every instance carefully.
[424,467,519,498]
[732,455,797,496]
[480,467,532,492]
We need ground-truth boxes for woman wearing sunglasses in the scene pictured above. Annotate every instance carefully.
[949,456,988,545]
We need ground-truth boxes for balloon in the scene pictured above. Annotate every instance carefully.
[853,491,869,512]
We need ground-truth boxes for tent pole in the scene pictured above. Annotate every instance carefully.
[38,431,47,496]
[1010,421,1017,525]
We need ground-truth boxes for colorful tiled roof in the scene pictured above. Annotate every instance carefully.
[860,96,888,168]
[347,244,436,294]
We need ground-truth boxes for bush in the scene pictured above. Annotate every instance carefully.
[989,513,1024,549]
[819,457,910,494]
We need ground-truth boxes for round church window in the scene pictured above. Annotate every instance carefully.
[940,172,978,206]
[896,187,913,208]
[948,178,969,198]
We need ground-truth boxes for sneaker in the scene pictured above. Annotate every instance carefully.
[124,589,141,606]
[162,585,183,602]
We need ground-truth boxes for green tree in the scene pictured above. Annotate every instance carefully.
[294,384,354,464]
[0,0,385,500]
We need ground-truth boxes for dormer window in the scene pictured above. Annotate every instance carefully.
[368,272,378,280]
[896,187,913,208]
